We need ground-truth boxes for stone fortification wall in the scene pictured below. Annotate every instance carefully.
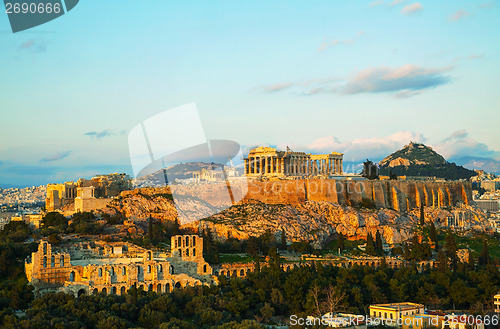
[237,179,471,211]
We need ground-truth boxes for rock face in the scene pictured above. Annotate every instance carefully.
[98,180,484,247]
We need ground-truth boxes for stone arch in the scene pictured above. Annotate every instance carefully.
[60,255,64,267]
[77,289,86,297]
[158,264,163,273]
[43,256,47,268]
[192,236,196,246]
[111,286,117,294]
[148,265,152,273]
[170,265,174,274]
[43,243,47,255]
[175,282,181,289]
[220,270,224,276]
[186,249,189,257]
[203,264,207,273]
[92,288,98,295]
[148,284,153,292]
[122,267,126,275]
[165,283,170,292]
[70,271,75,282]
[139,284,144,291]
[98,268,102,277]
[240,269,245,276]
[157,283,162,293]
[193,248,196,257]
[147,251,152,261]
[120,286,126,295]
[185,236,190,247]
[51,255,55,267]
[178,237,182,248]
[101,287,107,294]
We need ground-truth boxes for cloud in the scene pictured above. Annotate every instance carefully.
[19,39,47,52]
[370,1,384,7]
[434,130,500,160]
[84,130,122,139]
[40,151,72,162]
[466,54,484,60]
[342,64,453,96]
[255,64,453,98]
[401,3,423,15]
[260,83,294,92]
[479,2,495,9]
[390,0,404,6]
[450,10,471,21]
[318,31,365,52]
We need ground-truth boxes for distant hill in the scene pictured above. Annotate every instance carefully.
[134,162,225,187]
[378,142,477,180]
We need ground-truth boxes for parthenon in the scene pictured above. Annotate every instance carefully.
[244,146,343,178]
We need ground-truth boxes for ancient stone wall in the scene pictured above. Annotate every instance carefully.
[237,179,471,211]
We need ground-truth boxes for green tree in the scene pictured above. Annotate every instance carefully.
[338,233,345,252]
[429,221,438,249]
[366,232,376,256]
[478,240,490,266]
[375,231,383,255]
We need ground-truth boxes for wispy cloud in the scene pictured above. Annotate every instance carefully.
[318,31,366,52]
[479,2,495,9]
[369,0,384,7]
[389,0,405,6]
[401,2,423,15]
[40,151,71,162]
[19,39,47,52]
[449,10,471,21]
[254,64,453,98]
[467,54,484,60]
[84,130,123,139]
[342,64,453,96]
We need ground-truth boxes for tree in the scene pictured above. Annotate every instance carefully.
[321,285,346,316]
[429,221,438,249]
[375,231,383,255]
[338,233,345,252]
[478,240,490,266]
[366,232,376,256]
[280,229,287,250]
[260,303,274,322]
[148,216,153,242]
[419,203,425,226]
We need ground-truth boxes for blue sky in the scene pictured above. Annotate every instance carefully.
[1,0,499,186]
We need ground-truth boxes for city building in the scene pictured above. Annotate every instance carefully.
[495,293,500,314]
[244,146,343,178]
[481,180,500,192]
[474,199,500,213]
[46,173,132,213]
[369,302,425,324]
[25,235,214,297]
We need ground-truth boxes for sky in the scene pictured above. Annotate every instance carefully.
[0,0,499,186]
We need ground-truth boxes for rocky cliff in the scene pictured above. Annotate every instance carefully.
[97,179,487,247]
